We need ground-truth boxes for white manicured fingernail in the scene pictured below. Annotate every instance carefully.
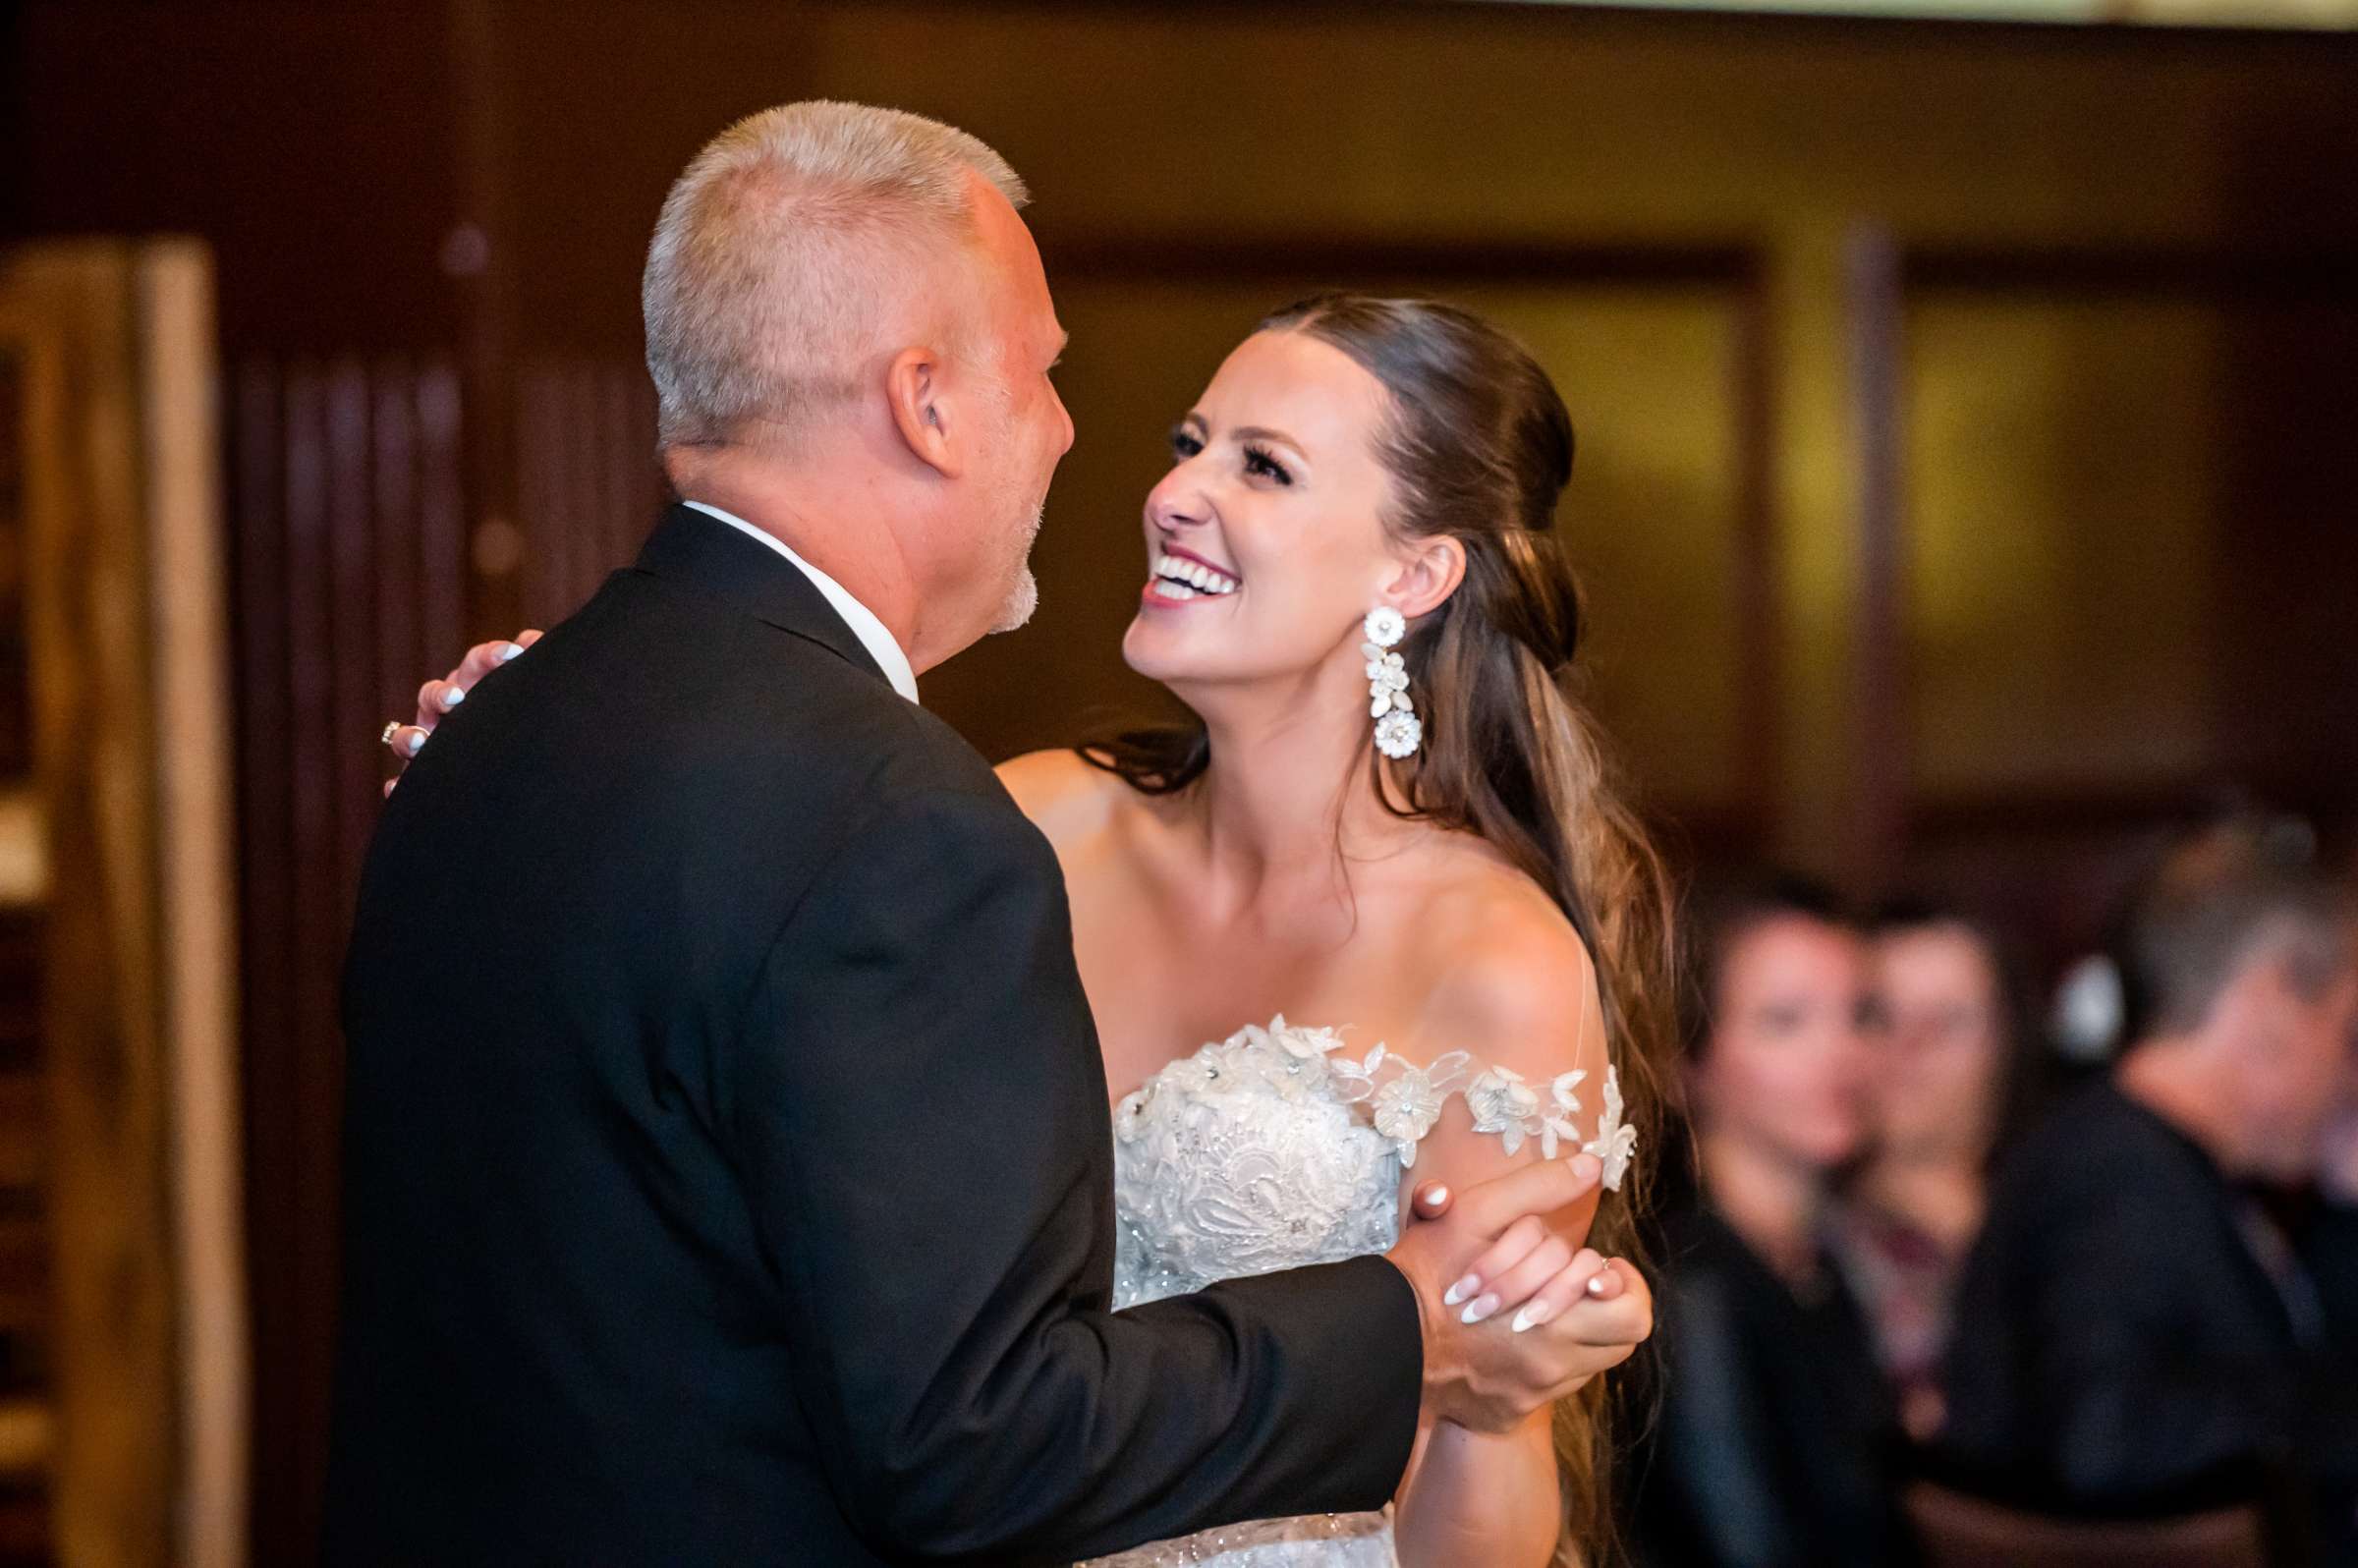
[1443,1274,1480,1308]
[1513,1302,1553,1333]
[404,731,425,756]
[440,685,465,708]
[497,642,524,661]
[1461,1293,1500,1325]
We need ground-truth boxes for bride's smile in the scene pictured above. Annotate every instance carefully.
[1142,544,1242,603]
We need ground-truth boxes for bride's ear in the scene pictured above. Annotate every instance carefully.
[1383,534,1466,622]
[885,346,965,479]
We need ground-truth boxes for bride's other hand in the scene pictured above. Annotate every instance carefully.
[1433,1189,1644,1332]
[1550,1256,1648,1346]
[380,631,541,795]
[1405,1164,1641,1330]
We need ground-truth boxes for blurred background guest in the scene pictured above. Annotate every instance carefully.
[1629,875,1915,1567]
[2302,1106,2358,1560]
[1939,815,2358,1559]
[1832,899,2041,1442]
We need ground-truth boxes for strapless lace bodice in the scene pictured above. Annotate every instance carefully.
[1081,1017,1633,1568]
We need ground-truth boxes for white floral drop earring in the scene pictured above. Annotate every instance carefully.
[1362,606,1422,759]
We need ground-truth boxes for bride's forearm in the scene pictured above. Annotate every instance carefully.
[1391,1411,1562,1568]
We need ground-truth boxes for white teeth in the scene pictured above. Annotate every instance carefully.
[1152,552,1239,596]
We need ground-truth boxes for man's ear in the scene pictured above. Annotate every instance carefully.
[1382,533,1467,621]
[885,346,962,478]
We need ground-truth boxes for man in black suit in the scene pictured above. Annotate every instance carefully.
[1940,817,2358,1557]
[328,102,1636,1564]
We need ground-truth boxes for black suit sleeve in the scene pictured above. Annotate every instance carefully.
[731,783,1422,1564]
[2029,1194,2284,1500]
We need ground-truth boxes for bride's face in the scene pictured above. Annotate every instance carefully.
[1122,329,1409,692]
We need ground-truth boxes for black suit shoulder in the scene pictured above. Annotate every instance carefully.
[369,563,1021,935]
[1973,1079,2222,1285]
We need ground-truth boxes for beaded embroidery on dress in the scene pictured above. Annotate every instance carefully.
[1079,1017,1633,1568]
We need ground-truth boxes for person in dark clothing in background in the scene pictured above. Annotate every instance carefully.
[1940,815,2358,1561]
[1630,877,1916,1568]
[1834,898,2046,1443]
[2297,1106,2358,1561]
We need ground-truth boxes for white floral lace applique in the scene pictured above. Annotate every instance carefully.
[1581,1062,1637,1192]
[1463,1064,1594,1160]
[1098,1015,1637,1567]
[1328,1044,1472,1167]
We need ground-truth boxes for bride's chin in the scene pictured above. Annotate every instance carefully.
[1120,625,1210,687]
[1120,618,1172,674]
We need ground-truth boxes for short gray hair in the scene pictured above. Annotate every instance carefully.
[642,101,1028,448]
[2125,813,2356,1037]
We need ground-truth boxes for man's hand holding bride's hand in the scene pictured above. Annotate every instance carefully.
[381,631,541,795]
[1388,1153,1651,1434]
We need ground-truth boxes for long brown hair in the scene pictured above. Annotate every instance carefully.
[1084,295,1677,1562]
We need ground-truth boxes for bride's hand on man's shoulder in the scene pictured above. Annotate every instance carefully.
[380,630,542,796]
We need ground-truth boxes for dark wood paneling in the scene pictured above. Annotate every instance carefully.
[8,4,462,354]
[229,357,471,1565]
[1894,242,2358,928]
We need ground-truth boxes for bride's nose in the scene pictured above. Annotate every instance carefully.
[1146,472,1213,534]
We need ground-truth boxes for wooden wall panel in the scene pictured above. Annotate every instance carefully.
[227,355,470,1568]
[1904,294,2229,792]
[15,243,178,1568]
[514,360,661,626]
[3,240,245,1568]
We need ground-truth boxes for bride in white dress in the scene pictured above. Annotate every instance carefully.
[393,295,1668,1567]
[996,295,1671,1567]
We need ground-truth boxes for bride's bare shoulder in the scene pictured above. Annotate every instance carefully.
[1413,859,1602,1071]
[995,749,1140,852]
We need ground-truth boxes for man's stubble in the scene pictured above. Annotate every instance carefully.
[988,498,1045,635]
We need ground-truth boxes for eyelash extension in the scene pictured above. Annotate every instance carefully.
[1243,443,1293,486]
[1169,426,1204,460]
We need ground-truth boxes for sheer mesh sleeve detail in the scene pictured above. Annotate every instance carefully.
[1233,1016,1635,1189]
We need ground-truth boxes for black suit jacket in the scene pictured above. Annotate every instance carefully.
[1940,1080,2316,1512]
[326,505,1422,1566]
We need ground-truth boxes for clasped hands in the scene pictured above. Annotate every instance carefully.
[1392,1152,1652,1434]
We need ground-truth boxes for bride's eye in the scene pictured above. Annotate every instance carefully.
[1168,426,1205,461]
[1243,444,1294,486]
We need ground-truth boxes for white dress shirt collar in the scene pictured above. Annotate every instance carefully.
[680,501,919,704]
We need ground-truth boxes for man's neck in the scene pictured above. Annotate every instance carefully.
[668,445,926,669]
[2114,1038,2244,1176]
